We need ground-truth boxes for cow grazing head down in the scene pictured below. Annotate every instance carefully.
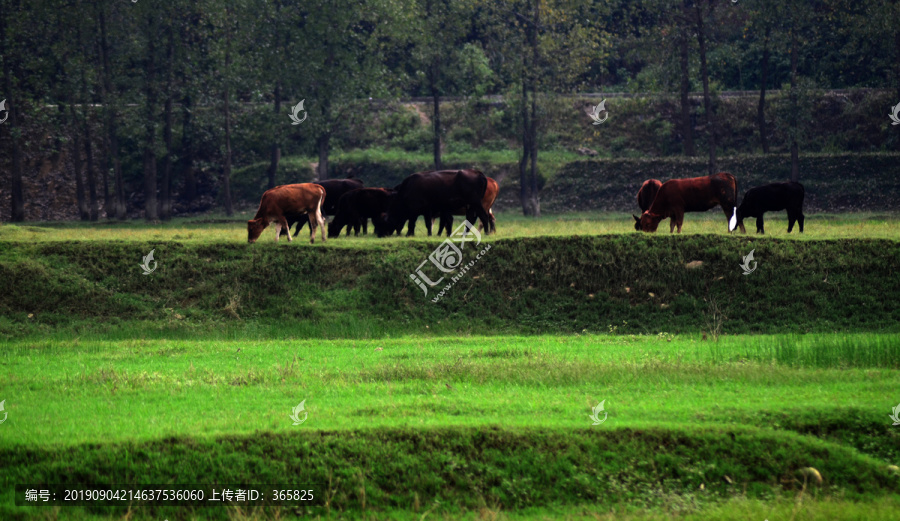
[247,219,268,243]
[637,212,664,232]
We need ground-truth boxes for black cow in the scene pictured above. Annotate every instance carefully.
[379,169,491,237]
[281,178,364,237]
[736,181,805,234]
[329,188,396,238]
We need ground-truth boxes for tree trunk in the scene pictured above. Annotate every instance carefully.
[143,13,159,221]
[98,5,126,219]
[2,12,24,221]
[679,2,694,156]
[790,26,799,182]
[101,126,110,217]
[518,77,532,216]
[696,4,717,175]
[317,133,330,181]
[160,23,175,220]
[220,9,234,216]
[83,105,99,221]
[267,83,281,189]
[757,26,770,154]
[80,66,98,221]
[528,0,540,217]
[180,93,196,201]
[529,93,540,217]
[896,30,900,113]
[431,62,442,171]
[69,102,89,221]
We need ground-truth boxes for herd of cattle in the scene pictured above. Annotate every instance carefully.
[247,169,498,243]
[247,169,805,243]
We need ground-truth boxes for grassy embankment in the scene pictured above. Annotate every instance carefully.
[1,214,898,339]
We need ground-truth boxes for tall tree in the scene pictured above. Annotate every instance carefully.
[78,46,99,221]
[219,4,235,216]
[479,0,608,216]
[692,0,718,175]
[678,2,695,157]
[1,0,25,221]
[159,6,178,220]
[68,101,89,221]
[140,5,159,221]
[300,0,399,181]
[412,0,471,171]
[97,2,127,219]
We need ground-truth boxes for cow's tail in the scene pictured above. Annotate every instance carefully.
[316,186,327,242]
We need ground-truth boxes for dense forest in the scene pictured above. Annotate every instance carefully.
[1,0,898,221]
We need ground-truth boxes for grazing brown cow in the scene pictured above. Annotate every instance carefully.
[634,179,663,231]
[247,183,326,244]
[634,172,744,233]
[437,176,500,235]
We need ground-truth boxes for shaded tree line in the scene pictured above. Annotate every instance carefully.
[1,0,897,222]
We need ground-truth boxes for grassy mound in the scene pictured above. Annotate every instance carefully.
[1,234,899,339]
[2,426,897,520]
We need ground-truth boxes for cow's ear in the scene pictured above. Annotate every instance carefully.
[633,214,640,222]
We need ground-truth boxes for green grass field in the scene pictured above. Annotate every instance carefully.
[1,213,899,519]
[1,211,898,243]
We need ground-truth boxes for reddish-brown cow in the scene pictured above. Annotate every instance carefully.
[634,173,744,233]
[247,183,326,244]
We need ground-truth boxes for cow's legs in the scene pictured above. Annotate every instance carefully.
[425,212,434,236]
[675,214,684,233]
[406,215,417,237]
[362,219,368,235]
[669,217,676,233]
[756,216,765,234]
[318,210,326,243]
[276,217,291,242]
[440,213,453,237]
[471,204,492,233]
[292,217,308,238]
[787,209,804,233]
